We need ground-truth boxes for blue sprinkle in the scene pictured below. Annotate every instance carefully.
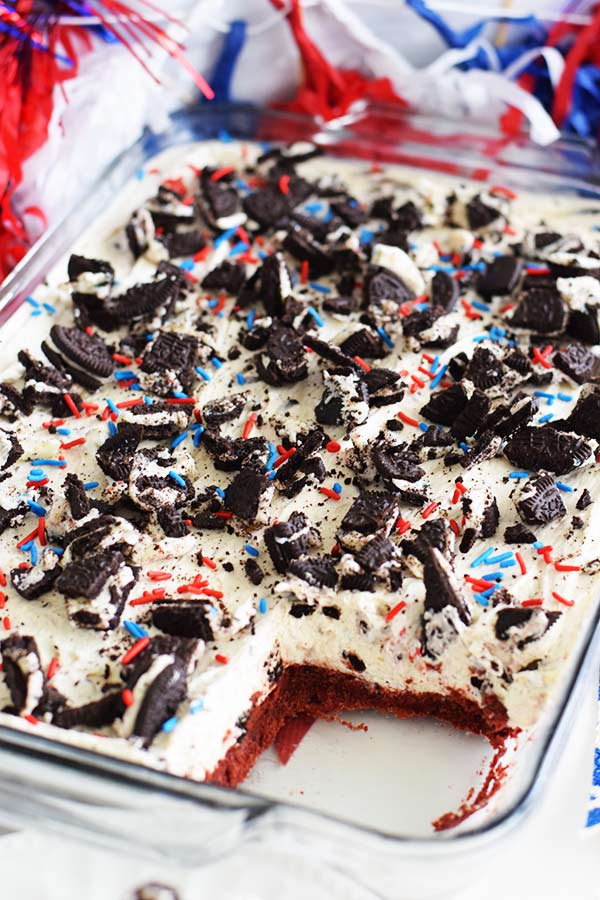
[136,168,145,180]
[533,540,544,549]
[470,300,489,312]
[236,372,246,385]
[245,544,260,557]
[479,585,497,599]
[146,334,155,342]
[538,413,554,424]
[307,306,325,327]
[193,429,204,448]
[144,397,153,405]
[27,474,47,483]
[105,398,119,416]
[413,303,428,311]
[509,471,529,479]
[419,423,430,433]
[215,487,225,499]
[534,390,555,400]
[500,559,516,568]
[429,364,448,391]
[208,299,218,308]
[235,179,249,192]
[474,593,489,607]
[247,310,255,331]
[431,356,440,373]
[56,427,71,436]
[267,442,277,470]
[29,544,38,566]
[168,470,186,488]
[360,228,374,244]
[20,541,33,553]
[464,261,485,272]
[130,383,142,391]
[26,296,40,308]
[32,459,67,467]
[309,281,331,294]
[195,366,211,382]
[108,420,117,436]
[30,309,42,317]
[266,469,277,480]
[190,698,205,714]
[556,481,573,492]
[114,370,135,381]
[26,500,47,517]
[171,431,189,449]
[229,241,248,257]
[259,597,268,614]
[258,251,268,260]
[218,129,233,143]
[84,481,99,490]
[304,202,323,214]
[322,208,333,224]
[190,422,204,432]
[49,547,64,556]
[459,442,469,452]
[376,326,394,349]
[214,225,238,248]
[162,716,178,734]
[557,392,572,402]
[210,357,223,369]
[124,620,148,640]
[481,571,503,582]
[179,259,195,271]
[491,326,506,337]
[486,551,514,565]
[29,469,44,477]
[332,482,342,494]
[172,391,188,399]
[42,302,56,314]
[471,548,494,568]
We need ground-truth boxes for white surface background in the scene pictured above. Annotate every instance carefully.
[5,1,600,896]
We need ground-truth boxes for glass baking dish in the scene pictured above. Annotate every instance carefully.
[1,102,600,899]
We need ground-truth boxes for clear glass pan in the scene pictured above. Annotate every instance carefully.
[1,102,600,899]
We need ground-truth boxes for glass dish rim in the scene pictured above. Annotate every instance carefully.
[0,100,599,852]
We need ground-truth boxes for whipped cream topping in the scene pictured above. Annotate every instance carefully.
[0,139,597,784]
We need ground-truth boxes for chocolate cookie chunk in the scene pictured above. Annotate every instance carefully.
[202,393,247,427]
[50,325,113,377]
[243,186,289,228]
[96,423,144,481]
[402,518,452,567]
[510,287,568,334]
[363,265,413,308]
[122,400,193,440]
[422,547,470,659]
[372,442,424,482]
[553,344,598,384]
[224,468,271,521]
[110,276,180,326]
[54,691,126,729]
[56,549,135,630]
[515,472,566,525]
[477,256,522,297]
[10,550,61,600]
[450,390,490,440]
[504,523,537,543]
[245,557,264,585]
[563,385,600,440]
[202,260,246,295]
[576,488,592,510]
[265,511,320,573]
[152,602,214,641]
[202,431,268,471]
[302,334,362,371]
[566,305,600,345]
[464,347,506,391]
[504,424,592,474]
[495,607,560,649]
[140,331,198,393]
[156,506,189,538]
[287,556,338,588]
[68,254,114,284]
[466,194,502,231]
[282,225,333,278]
[0,635,47,715]
[339,328,386,360]
[430,271,458,312]
[256,326,308,386]
[420,384,468,426]
[64,473,91,520]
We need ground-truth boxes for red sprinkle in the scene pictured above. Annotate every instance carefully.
[522,599,543,608]
[385,601,406,623]
[516,552,527,575]
[353,355,371,373]
[60,437,86,450]
[532,346,553,370]
[23,714,37,725]
[449,519,461,536]
[498,302,515,315]
[63,393,81,418]
[242,411,257,440]
[38,517,46,546]
[273,447,296,468]
[0,570,6,587]
[421,501,438,519]
[166,398,196,405]
[2,616,10,631]
[202,557,217,570]
[27,478,49,488]
[112,353,132,364]
[411,374,425,389]
[319,487,340,501]
[47,657,59,680]
[396,519,412,535]
[490,184,518,200]
[278,174,290,195]
[326,440,341,453]
[211,165,235,181]
[122,689,135,708]
[554,562,580,572]
[17,526,40,549]
[397,411,419,427]
[147,571,172,581]
[552,591,574,607]
[503,225,517,236]
[300,260,309,284]
[526,267,551,276]
[117,398,144,410]
[202,588,224,599]
[215,653,229,665]
[0,594,6,610]
[214,511,233,519]
[122,637,150,665]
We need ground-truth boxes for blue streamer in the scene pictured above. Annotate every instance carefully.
[206,20,246,103]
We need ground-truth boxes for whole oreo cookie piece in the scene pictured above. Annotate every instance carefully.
[51,325,113,377]
[515,472,567,525]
